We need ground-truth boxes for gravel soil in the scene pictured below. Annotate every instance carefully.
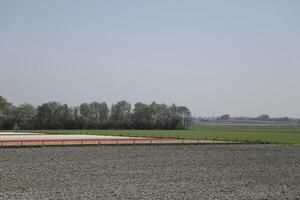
[0,145,300,200]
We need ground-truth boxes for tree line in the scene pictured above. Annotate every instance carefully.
[0,96,192,130]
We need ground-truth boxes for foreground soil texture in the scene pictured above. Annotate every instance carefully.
[0,145,300,199]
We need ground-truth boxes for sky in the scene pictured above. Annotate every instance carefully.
[0,0,300,118]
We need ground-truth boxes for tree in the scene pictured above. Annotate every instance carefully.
[219,114,230,121]
[79,102,110,129]
[34,102,68,129]
[60,104,75,129]
[132,102,153,129]
[0,95,193,130]
[110,101,131,128]
[79,103,91,128]
[89,102,109,128]
[257,114,270,121]
[0,96,16,129]
[73,106,85,129]
[15,103,36,129]
[177,106,192,128]
[149,102,168,129]
[168,104,182,129]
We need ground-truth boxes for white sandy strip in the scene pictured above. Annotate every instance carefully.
[0,132,145,141]
[0,132,39,135]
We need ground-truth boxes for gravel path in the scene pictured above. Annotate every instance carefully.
[0,145,300,200]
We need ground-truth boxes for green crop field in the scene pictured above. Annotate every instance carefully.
[11,125,300,144]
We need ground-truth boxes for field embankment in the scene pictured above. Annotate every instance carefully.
[6,125,300,144]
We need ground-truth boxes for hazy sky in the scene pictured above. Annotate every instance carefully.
[0,0,300,117]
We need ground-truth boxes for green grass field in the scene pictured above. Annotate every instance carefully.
[15,125,300,144]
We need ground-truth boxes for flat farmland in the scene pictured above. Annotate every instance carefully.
[0,145,299,199]
[20,126,300,144]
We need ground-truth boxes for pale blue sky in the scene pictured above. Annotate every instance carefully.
[0,0,300,117]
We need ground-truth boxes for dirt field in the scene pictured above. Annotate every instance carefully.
[0,145,300,199]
